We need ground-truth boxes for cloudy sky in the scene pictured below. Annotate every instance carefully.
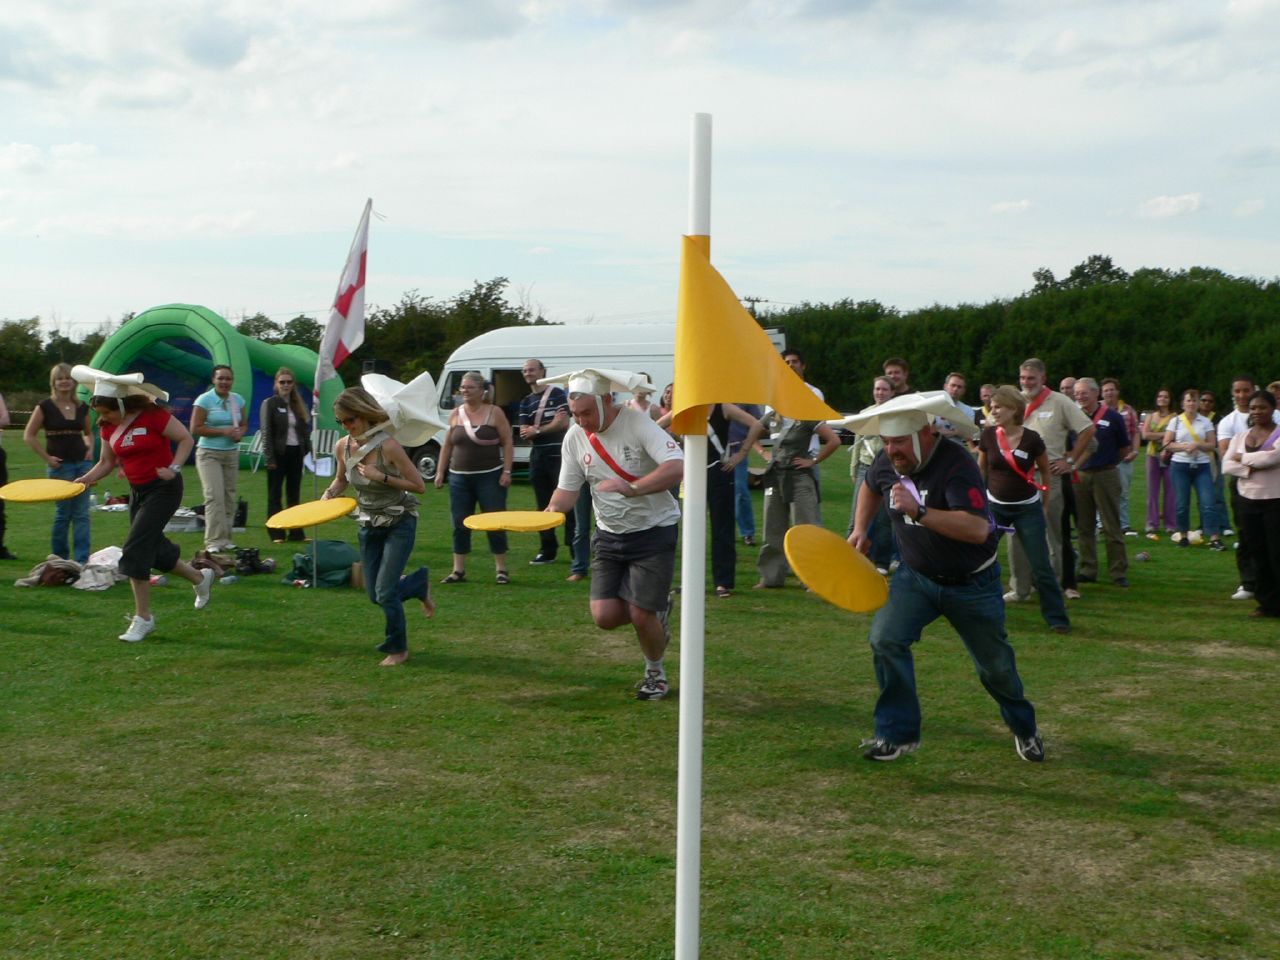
[3,0,1277,340]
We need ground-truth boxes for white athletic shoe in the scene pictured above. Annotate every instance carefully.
[1002,590,1025,603]
[193,568,214,609]
[119,615,155,642]
[1231,586,1255,601]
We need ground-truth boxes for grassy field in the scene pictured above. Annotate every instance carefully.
[1,436,1276,959]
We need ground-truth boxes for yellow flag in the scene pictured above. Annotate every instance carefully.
[671,235,841,435]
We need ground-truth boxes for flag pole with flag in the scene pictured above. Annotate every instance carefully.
[307,198,372,584]
[671,115,839,960]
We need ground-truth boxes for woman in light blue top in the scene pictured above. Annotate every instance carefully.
[190,365,246,551]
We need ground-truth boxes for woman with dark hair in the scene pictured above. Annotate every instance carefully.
[1223,389,1280,618]
[23,362,93,563]
[1162,388,1224,550]
[434,371,514,584]
[262,367,312,543]
[1140,387,1177,535]
[978,384,1070,633]
[74,380,215,642]
[190,365,246,551]
[323,386,431,666]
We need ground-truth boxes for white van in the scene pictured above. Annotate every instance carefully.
[407,322,785,479]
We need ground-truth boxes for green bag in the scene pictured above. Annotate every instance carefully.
[282,539,359,588]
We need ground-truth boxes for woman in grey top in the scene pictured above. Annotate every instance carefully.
[323,387,433,666]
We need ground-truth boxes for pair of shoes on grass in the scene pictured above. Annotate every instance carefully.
[859,732,1044,763]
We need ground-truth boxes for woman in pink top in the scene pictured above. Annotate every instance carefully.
[1222,389,1280,618]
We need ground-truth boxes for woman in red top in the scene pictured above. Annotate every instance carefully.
[75,388,215,642]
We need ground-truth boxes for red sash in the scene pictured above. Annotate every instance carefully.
[586,431,639,482]
[1023,387,1052,419]
[996,427,1048,492]
[1089,402,1108,426]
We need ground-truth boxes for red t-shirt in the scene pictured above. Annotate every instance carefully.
[101,407,175,486]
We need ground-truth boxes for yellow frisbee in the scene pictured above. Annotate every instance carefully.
[267,497,357,529]
[0,478,87,503]
[464,510,566,533]
[784,523,889,614]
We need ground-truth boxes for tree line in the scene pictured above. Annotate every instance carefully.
[5,256,1279,415]
[768,255,1280,412]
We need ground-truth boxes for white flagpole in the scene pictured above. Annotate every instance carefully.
[675,111,712,960]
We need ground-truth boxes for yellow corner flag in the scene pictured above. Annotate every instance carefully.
[670,235,841,435]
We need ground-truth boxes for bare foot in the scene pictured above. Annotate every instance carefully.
[379,651,409,667]
[420,594,436,618]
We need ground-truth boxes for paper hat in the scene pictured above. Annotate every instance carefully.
[360,371,448,446]
[71,365,169,403]
[833,390,980,439]
[536,368,655,398]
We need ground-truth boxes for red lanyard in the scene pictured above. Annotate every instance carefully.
[585,431,639,482]
[996,427,1047,492]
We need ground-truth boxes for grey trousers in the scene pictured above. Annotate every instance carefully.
[756,473,820,586]
[1075,466,1128,581]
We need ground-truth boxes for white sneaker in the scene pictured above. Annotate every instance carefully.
[119,615,155,642]
[1231,586,1255,601]
[193,568,214,609]
[1002,590,1024,603]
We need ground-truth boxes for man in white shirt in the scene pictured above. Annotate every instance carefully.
[546,369,684,700]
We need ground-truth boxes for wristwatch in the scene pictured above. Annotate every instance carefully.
[169,463,183,474]
[915,503,928,522]
[628,482,640,495]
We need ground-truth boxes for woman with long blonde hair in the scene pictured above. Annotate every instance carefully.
[23,362,93,563]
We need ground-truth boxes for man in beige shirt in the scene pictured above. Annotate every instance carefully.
[1007,358,1096,601]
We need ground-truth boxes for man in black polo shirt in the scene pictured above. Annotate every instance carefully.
[1073,377,1130,587]
[518,358,573,564]
[848,392,1043,763]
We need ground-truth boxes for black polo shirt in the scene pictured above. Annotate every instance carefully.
[866,437,1000,580]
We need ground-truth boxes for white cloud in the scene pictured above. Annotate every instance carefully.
[990,199,1032,215]
[1233,198,1265,217]
[529,246,553,255]
[1139,193,1203,219]
[0,143,45,174]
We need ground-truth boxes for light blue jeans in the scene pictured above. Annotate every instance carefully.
[358,516,426,654]
[867,562,1037,745]
[1171,461,1222,536]
[49,459,93,564]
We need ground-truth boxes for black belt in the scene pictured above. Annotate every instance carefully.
[1082,464,1118,473]
[921,555,996,587]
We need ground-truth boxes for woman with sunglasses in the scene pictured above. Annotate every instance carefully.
[323,387,432,666]
[190,365,246,552]
[434,371,515,584]
[261,367,311,543]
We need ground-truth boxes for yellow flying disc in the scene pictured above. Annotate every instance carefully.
[267,497,357,529]
[0,478,86,503]
[784,524,889,614]
[463,510,566,533]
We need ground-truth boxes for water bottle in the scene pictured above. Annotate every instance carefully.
[220,574,238,585]
[89,494,98,507]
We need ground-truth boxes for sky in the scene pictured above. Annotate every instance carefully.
[2,0,1278,342]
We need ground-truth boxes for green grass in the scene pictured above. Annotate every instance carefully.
[1,436,1277,959]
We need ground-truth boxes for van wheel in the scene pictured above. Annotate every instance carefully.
[414,442,440,482]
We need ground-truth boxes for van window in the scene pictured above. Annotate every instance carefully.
[439,369,527,428]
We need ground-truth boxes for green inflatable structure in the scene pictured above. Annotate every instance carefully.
[84,304,344,453]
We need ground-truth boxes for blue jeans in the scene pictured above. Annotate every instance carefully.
[867,562,1037,745]
[50,459,93,563]
[734,456,756,539]
[849,463,894,568]
[991,500,1069,629]
[1170,461,1222,536]
[448,469,509,555]
[358,517,426,654]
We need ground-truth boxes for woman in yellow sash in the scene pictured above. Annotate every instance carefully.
[1140,388,1177,534]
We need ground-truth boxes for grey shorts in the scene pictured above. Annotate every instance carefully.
[589,524,678,613]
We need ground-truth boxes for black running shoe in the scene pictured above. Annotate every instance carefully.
[859,737,919,762]
[1015,732,1045,763]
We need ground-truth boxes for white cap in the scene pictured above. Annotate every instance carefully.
[360,371,448,446]
[71,364,169,403]
[834,390,979,439]
[537,368,654,398]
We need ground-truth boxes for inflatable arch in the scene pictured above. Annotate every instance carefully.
[84,304,344,444]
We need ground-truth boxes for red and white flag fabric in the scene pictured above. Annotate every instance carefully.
[315,198,371,388]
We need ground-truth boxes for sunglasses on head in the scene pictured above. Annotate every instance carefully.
[339,416,358,426]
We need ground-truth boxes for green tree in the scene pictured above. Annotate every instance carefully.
[0,318,47,391]
[236,312,283,343]
[281,314,322,352]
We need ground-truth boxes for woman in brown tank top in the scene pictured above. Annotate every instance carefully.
[22,362,93,563]
[434,371,515,584]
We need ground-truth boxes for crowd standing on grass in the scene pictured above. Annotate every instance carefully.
[22,362,92,564]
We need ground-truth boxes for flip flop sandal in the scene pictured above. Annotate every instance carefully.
[441,571,466,584]
[496,571,510,585]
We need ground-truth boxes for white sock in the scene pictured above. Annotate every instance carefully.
[645,658,665,678]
